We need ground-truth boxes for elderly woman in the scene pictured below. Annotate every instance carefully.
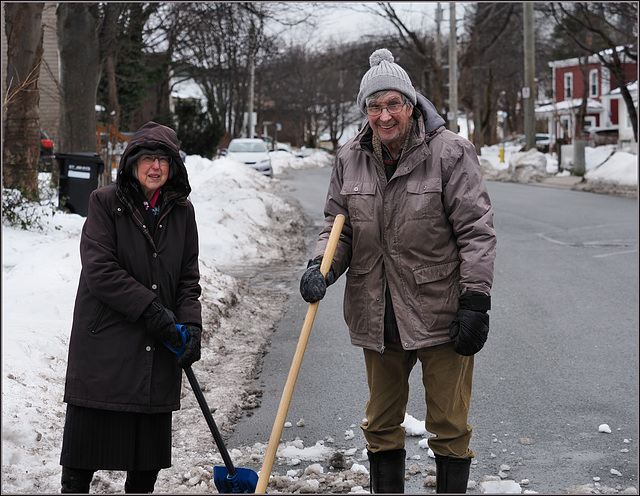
[59,121,203,493]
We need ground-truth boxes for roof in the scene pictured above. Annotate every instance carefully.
[608,80,638,96]
[536,98,603,115]
[548,45,634,68]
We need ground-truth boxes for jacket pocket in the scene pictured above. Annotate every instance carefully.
[344,267,372,334]
[341,181,376,222]
[87,299,108,334]
[413,260,459,329]
[406,179,443,220]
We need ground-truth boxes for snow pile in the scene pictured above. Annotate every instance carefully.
[402,413,429,436]
[480,142,637,197]
[186,155,307,264]
[505,148,548,183]
[270,149,334,175]
[584,151,638,187]
[277,439,333,463]
[298,150,335,169]
[479,477,523,494]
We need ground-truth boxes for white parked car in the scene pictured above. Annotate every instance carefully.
[226,138,273,177]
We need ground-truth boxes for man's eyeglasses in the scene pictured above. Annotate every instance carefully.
[365,103,406,116]
[140,155,172,166]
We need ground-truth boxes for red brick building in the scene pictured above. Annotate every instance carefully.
[536,46,637,148]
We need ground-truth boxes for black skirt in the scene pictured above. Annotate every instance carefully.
[60,404,172,471]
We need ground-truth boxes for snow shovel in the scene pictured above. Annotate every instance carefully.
[164,327,259,493]
[255,213,346,494]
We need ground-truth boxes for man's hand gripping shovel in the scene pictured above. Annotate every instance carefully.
[255,214,345,494]
[164,327,259,493]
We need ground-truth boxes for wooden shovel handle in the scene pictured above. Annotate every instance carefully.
[255,214,345,494]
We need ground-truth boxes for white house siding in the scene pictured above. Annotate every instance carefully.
[39,3,60,144]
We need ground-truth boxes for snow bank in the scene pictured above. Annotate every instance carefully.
[585,151,638,186]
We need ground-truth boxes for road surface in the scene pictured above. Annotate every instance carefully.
[229,166,638,494]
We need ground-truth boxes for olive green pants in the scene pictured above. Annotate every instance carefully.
[361,341,475,458]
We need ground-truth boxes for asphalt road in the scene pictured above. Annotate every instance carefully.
[229,166,638,494]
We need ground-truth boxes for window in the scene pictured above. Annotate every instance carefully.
[584,116,596,130]
[564,72,573,98]
[589,69,598,97]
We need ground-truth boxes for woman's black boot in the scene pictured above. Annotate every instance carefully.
[125,469,160,494]
[435,455,471,493]
[367,448,406,493]
[61,466,94,493]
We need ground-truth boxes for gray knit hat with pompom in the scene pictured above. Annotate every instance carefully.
[357,48,417,113]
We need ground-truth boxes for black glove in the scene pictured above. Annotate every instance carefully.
[449,292,491,356]
[178,325,202,368]
[300,257,336,303]
[142,299,183,349]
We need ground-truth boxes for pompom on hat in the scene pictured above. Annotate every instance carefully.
[357,48,417,113]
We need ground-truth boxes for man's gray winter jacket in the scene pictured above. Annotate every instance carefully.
[313,94,496,353]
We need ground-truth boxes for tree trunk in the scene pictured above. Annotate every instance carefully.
[575,56,589,140]
[56,3,101,153]
[106,53,120,130]
[2,3,44,200]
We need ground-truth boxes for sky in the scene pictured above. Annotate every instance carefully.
[293,2,444,44]
[2,144,637,495]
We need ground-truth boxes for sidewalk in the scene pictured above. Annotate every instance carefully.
[539,175,584,188]
[539,174,637,197]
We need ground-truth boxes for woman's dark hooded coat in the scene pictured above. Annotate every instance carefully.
[63,121,202,414]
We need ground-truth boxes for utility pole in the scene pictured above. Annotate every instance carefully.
[435,4,441,68]
[448,2,458,133]
[434,3,443,114]
[247,21,256,138]
[523,3,536,150]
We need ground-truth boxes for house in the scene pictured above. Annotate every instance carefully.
[536,46,637,149]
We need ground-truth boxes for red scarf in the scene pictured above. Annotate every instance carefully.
[149,188,161,208]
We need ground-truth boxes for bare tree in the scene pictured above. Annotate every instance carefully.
[3,3,44,200]
[160,3,254,139]
[259,43,319,148]
[357,2,445,115]
[315,43,365,150]
[99,3,127,133]
[56,3,101,152]
[458,3,522,151]
[157,2,312,147]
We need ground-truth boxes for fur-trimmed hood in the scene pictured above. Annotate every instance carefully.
[117,121,191,199]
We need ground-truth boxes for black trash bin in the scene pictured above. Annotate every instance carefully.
[56,152,105,217]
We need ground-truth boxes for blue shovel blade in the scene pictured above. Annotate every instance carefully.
[213,466,260,494]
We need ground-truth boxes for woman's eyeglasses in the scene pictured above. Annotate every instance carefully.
[140,155,171,166]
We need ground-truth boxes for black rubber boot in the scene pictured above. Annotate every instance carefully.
[61,466,94,493]
[124,469,160,494]
[367,448,406,493]
[435,455,471,494]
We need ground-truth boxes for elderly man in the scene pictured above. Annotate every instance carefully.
[300,48,496,493]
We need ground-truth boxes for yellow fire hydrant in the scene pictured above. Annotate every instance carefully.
[499,147,505,163]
